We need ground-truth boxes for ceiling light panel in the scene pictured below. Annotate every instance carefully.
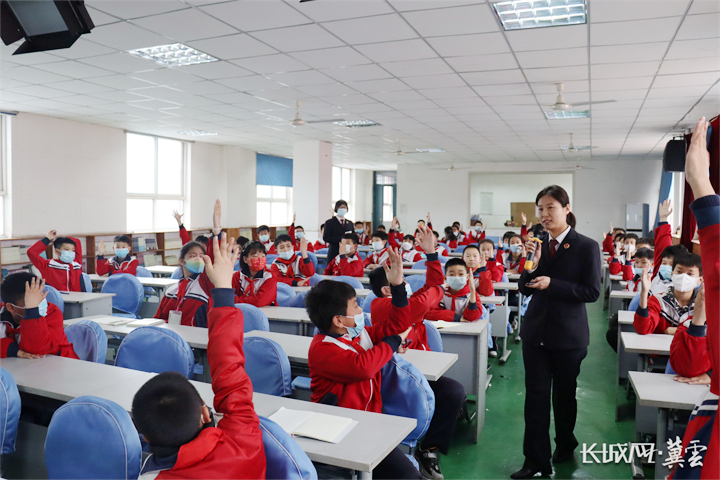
[334,120,381,127]
[544,110,589,119]
[415,148,445,152]
[127,43,218,67]
[492,0,587,31]
[177,129,217,136]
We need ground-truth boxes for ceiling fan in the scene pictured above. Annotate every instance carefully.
[290,101,345,126]
[563,163,595,171]
[561,133,595,152]
[430,161,470,171]
[389,138,445,156]
[548,83,616,111]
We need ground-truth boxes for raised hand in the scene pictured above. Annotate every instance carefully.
[213,199,222,232]
[521,212,527,225]
[382,247,404,286]
[686,117,714,199]
[293,212,296,225]
[427,212,432,223]
[467,272,477,301]
[24,277,47,310]
[202,233,238,289]
[98,240,106,256]
[691,285,706,326]
[659,200,673,223]
[339,241,347,256]
[300,236,308,256]
[416,226,435,255]
[172,210,184,226]
[46,230,58,242]
[640,266,652,293]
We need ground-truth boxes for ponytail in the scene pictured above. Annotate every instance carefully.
[566,212,577,229]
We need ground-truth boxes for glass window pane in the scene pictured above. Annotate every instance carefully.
[157,139,182,195]
[155,200,183,230]
[273,186,286,200]
[257,201,271,226]
[127,134,155,194]
[383,185,393,204]
[127,198,153,231]
[271,202,287,225]
[257,185,272,198]
[332,166,341,202]
[383,205,393,222]
[0,196,4,236]
[342,168,351,199]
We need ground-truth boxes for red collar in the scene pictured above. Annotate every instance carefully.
[444,285,471,297]
[174,428,222,470]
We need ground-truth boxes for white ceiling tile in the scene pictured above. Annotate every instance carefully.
[130,68,205,86]
[354,39,437,63]
[433,96,487,108]
[201,1,311,31]
[128,85,186,100]
[515,47,588,70]
[91,90,154,103]
[32,60,115,79]
[658,57,720,75]
[49,39,118,60]
[665,38,720,60]
[76,52,160,74]
[292,0,395,22]
[473,83,533,96]
[401,73,466,89]
[523,65,587,82]
[86,22,174,51]
[178,81,237,95]
[250,25,345,52]
[346,78,411,93]
[369,90,427,102]
[268,70,335,87]
[0,65,71,84]
[485,94,540,106]
[87,0,189,19]
[592,76,654,91]
[589,0,690,23]
[53,94,115,107]
[232,54,310,74]
[131,9,237,42]
[590,42,669,64]
[446,53,518,72]
[45,80,115,95]
[427,32,510,57]
[591,61,661,79]
[188,34,279,60]
[296,83,359,96]
[180,61,255,80]
[380,58,453,77]
[290,47,371,69]
[653,71,720,88]
[461,69,526,85]
[646,84,712,99]
[388,0,484,12]
[321,14,418,45]
[506,24,587,52]
[418,86,477,99]
[321,64,393,82]
[402,4,499,37]
[86,74,157,90]
[591,17,683,46]
[215,75,282,92]
[7,85,71,99]
[688,0,720,14]
[676,12,720,40]
[85,6,122,26]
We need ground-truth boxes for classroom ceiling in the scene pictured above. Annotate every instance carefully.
[0,0,718,169]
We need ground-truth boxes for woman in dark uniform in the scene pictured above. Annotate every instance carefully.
[322,199,354,265]
[512,185,601,479]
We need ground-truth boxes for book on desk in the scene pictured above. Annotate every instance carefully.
[269,407,357,444]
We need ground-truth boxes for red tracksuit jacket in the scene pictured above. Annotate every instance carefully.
[634,289,695,335]
[270,255,315,286]
[363,247,389,267]
[473,268,495,297]
[28,237,85,292]
[308,284,412,413]
[357,233,370,246]
[425,285,483,322]
[400,248,423,264]
[287,224,315,253]
[602,234,614,255]
[180,225,191,245]
[486,257,505,282]
[154,273,214,328]
[139,289,266,479]
[500,249,526,273]
[416,245,449,257]
[463,230,486,244]
[96,256,138,276]
[0,303,78,359]
[313,238,328,251]
[652,223,672,280]
[325,252,365,277]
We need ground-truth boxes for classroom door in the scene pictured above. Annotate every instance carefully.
[372,184,396,230]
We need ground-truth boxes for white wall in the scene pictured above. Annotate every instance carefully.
[188,142,227,230]
[293,140,332,241]
[224,145,257,229]
[470,173,573,229]
[353,168,374,224]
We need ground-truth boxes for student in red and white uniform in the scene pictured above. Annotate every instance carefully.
[305,249,421,480]
[500,234,527,274]
[608,234,638,275]
[602,224,626,256]
[400,235,423,264]
[96,235,138,276]
[364,231,390,269]
[231,241,277,307]
[28,230,85,292]
[620,248,653,292]
[441,227,458,250]
[314,223,328,251]
[451,222,466,245]
[479,239,505,282]
[135,233,266,480]
[0,273,78,359]
[291,225,314,252]
[173,210,209,248]
[354,221,370,246]
[270,234,314,286]
[326,233,365,277]
[388,217,405,249]
[464,220,486,244]
[257,224,274,253]
[417,231,449,257]
[461,245,495,297]
[425,259,483,322]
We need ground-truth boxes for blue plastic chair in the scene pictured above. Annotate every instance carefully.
[628,293,641,312]
[64,320,108,363]
[115,327,194,378]
[276,283,296,307]
[43,284,64,313]
[437,255,450,264]
[406,275,427,292]
[244,337,292,397]
[424,320,443,352]
[45,396,141,480]
[171,266,184,279]
[314,248,329,269]
[438,242,450,253]
[412,260,428,270]
[259,416,318,480]
[381,354,435,449]
[235,303,270,332]
[0,368,20,455]
[100,274,144,318]
[81,273,92,293]
[134,266,155,297]
[454,245,468,254]
[334,275,364,290]
[234,259,242,271]
[296,251,318,272]
[289,291,307,308]
[308,274,323,286]
[266,254,278,265]
[362,291,377,314]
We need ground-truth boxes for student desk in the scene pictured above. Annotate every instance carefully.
[314,253,327,259]
[260,306,314,336]
[448,252,462,258]
[629,372,709,480]
[60,292,115,320]
[364,268,425,276]
[290,286,371,298]
[246,331,458,381]
[506,273,521,281]
[319,274,370,285]
[616,310,640,381]
[88,274,178,297]
[489,282,519,364]
[427,319,489,444]
[1,355,415,480]
[609,290,636,317]
[145,265,179,277]
[609,274,624,291]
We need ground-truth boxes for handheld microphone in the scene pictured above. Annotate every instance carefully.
[524,235,544,271]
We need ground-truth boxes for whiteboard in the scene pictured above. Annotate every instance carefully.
[479,192,493,215]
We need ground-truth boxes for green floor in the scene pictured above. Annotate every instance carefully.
[443,298,639,480]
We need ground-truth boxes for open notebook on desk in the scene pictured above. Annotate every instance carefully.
[428,320,466,329]
[269,407,358,443]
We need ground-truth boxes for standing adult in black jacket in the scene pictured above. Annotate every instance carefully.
[323,199,354,265]
[511,185,601,479]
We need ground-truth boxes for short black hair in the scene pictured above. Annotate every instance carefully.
[53,237,75,249]
[368,267,389,298]
[503,231,516,241]
[432,231,440,238]
[257,225,270,234]
[355,221,363,226]
[637,237,654,247]
[1,272,36,305]
[180,241,205,260]
[403,234,415,242]
[342,232,359,245]
[376,224,386,231]
[660,244,688,261]
[634,248,654,261]
[194,235,209,246]
[296,225,304,231]
[452,222,461,227]
[674,253,703,275]
[274,234,293,247]
[444,258,468,273]
[334,200,348,211]
[623,233,639,242]
[613,228,626,234]
[240,241,266,270]
[305,280,356,331]
[237,236,250,248]
[114,235,132,245]
[508,234,523,243]
[132,372,203,449]
[479,239,495,248]
[372,231,388,241]
[417,219,426,223]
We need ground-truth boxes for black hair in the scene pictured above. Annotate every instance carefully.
[334,200,348,212]
[660,244,688,261]
[368,267,389,298]
[194,235,208,246]
[613,228,626,234]
[257,225,270,234]
[503,231,516,241]
[377,224,386,231]
[240,241,266,272]
[132,372,204,449]
[305,280,356,331]
[623,233,639,242]
[637,237,654,247]
[180,241,205,260]
[443,226,456,241]
[417,219,426,223]
[673,253,703,275]
[403,234,415,242]
[295,225,304,231]
[372,231,388,241]
[320,224,325,231]
[536,185,576,228]
[479,239,495,249]
[342,232,360,245]
[444,257,468,273]
[462,244,480,256]
[634,248,654,261]
[508,234,523,243]
[274,234,293,247]
[1,272,36,305]
[452,222,461,228]
[432,231,440,238]
[114,235,132,245]
[414,228,421,236]
[53,237,75,249]
[355,221,364,226]
[237,236,250,249]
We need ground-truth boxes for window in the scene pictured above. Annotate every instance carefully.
[256,185,292,226]
[126,133,186,231]
[382,186,394,223]
[0,115,9,237]
[332,166,354,219]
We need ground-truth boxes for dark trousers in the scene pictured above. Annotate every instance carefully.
[373,447,422,479]
[522,343,588,467]
[421,376,466,455]
[606,313,619,352]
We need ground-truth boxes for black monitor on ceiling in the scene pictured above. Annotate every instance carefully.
[0,0,94,55]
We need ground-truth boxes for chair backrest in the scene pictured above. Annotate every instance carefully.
[406,275,427,292]
[115,327,194,378]
[437,242,450,253]
[628,293,641,312]
[276,283,296,307]
[100,274,144,317]
[244,337,292,396]
[362,291,377,314]
[437,255,450,264]
[266,254,278,265]
[423,320,443,352]
[45,396,141,480]
[259,416,318,480]
[0,368,20,455]
[297,251,318,271]
[64,320,108,363]
[454,245,468,254]
[380,354,435,448]
[81,273,92,293]
[333,275,363,290]
[314,248,328,256]
[289,291,308,308]
[171,266,184,279]
[308,274,323,287]
[234,259,241,271]
[235,303,270,332]
[501,272,509,283]
[134,266,155,295]
[43,284,64,313]
[412,260,428,270]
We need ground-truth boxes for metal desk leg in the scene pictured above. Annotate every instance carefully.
[615,330,623,422]
[500,292,512,364]
[359,471,373,480]
[199,350,211,383]
[475,325,488,444]
[655,408,670,480]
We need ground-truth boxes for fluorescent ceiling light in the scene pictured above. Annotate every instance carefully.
[177,130,217,136]
[416,148,445,153]
[492,0,587,31]
[128,43,218,67]
[334,120,381,128]
[544,110,589,119]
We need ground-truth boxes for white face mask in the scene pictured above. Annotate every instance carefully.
[402,242,413,251]
[672,273,698,293]
[372,241,384,251]
[278,250,294,260]
[446,276,468,291]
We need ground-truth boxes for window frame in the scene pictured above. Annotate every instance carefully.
[332,166,354,219]
[256,185,293,227]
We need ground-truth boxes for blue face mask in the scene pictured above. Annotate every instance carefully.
[115,248,129,260]
[337,208,348,217]
[446,276,468,291]
[279,250,294,261]
[345,312,365,339]
[59,250,75,263]
[509,245,522,254]
[295,232,304,240]
[658,264,672,280]
[356,228,364,235]
[405,282,413,297]
[633,267,644,276]
[185,260,205,274]
[37,299,48,317]
[259,234,270,243]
